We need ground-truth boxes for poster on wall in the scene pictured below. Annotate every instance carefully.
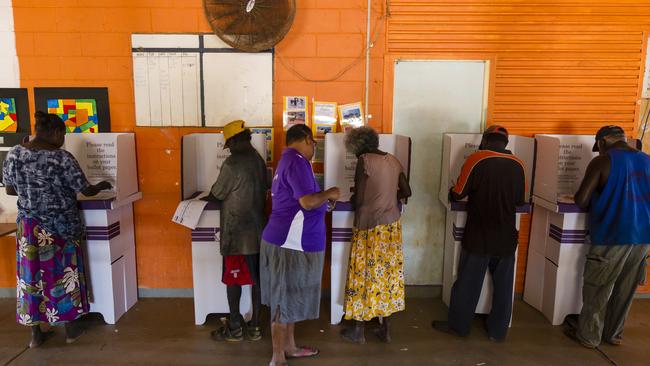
[34,87,111,134]
[0,88,31,140]
[0,88,31,133]
[251,127,274,163]
[283,96,308,130]
[338,102,364,132]
[312,101,337,137]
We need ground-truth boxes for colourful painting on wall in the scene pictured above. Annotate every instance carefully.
[48,98,99,133]
[0,98,18,132]
[35,87,110,133]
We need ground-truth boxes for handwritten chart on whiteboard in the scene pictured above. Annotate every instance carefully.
[131,34,272,128]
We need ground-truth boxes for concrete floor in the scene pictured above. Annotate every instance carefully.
[0,298,648,366]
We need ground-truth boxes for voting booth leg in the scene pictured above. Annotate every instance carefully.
[83,203,138,325]
[330,211,354,325]
[524,204,591,325]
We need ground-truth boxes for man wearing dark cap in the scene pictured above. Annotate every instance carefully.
[433,125,527,341]
[564,125,650,348]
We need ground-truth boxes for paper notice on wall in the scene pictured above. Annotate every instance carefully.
[172,192,209,229]
[79,140,118,192]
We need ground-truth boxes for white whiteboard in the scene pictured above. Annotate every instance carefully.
[392,60,488,285]
[133,52,201,127]
[203,52,273,127]
[131,34,273,128]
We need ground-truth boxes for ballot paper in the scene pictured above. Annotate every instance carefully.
[172,192,209,229]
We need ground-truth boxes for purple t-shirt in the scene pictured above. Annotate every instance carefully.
[262,148,327,252]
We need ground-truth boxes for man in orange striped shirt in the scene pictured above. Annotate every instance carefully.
[433,126,526,342]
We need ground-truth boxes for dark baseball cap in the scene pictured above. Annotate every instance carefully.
[592,125,625,152]
[483,125,509,139]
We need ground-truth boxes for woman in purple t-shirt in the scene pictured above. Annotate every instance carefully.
[259,124,340,366]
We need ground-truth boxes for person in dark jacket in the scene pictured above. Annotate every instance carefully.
[432,125,526,341]
[207,120,269,342]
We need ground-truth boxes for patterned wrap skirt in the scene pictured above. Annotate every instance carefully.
[15,217,90,326]
[343,220,405,321]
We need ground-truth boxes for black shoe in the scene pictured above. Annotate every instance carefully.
[64,322,85,344]
[431,321,463,337]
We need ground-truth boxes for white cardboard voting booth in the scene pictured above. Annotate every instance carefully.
[524,134,597,325]
[325,133,411,325]
[179,133,267,325]
[63,133,142,324]
[439,133,534,315]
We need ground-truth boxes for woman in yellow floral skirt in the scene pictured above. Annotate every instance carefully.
[340,127,411,344]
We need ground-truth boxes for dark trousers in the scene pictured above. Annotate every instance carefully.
[448,248,515,339]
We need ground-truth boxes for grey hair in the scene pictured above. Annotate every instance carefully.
[345,127,379,156]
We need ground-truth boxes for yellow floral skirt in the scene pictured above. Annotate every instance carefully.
[343,220,405,321]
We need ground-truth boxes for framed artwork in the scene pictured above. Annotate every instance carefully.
[339,102,364,132]
[283,96,308,130]
[34,87,110,133]
[312,101,337,137]
[0,88,30,135]
[251,127,274,163]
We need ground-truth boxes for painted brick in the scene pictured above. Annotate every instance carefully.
[151,8,199,32]
[317,34,364,57]
[13,32,34,56]
[56,8,106,32]
[315,81,363,104]
[104,8,152,32]
[276,34,318,57]
[12,7,57,32]
[80,33,130,56]
[34,32,81,56]
[292,9,340,34]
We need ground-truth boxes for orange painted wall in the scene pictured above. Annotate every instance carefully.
[2,0,383,290]
[383,0,650,293]
[2,0,648,293]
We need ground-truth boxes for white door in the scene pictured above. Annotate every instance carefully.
[392,60,488,285]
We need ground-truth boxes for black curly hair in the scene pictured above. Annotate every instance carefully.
[34,111,65,135]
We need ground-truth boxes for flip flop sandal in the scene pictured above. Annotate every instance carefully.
[210,325,244,342]
[245,322,262,341]
[285,346,320,359]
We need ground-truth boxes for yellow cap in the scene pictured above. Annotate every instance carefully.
[223,120,246,142]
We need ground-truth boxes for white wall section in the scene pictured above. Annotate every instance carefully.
[0,1,19,87]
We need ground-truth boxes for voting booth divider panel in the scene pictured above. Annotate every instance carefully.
[524,135,596,325]
[63,133,142,324]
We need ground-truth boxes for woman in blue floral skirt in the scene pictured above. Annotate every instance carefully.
[3,111,112,347]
